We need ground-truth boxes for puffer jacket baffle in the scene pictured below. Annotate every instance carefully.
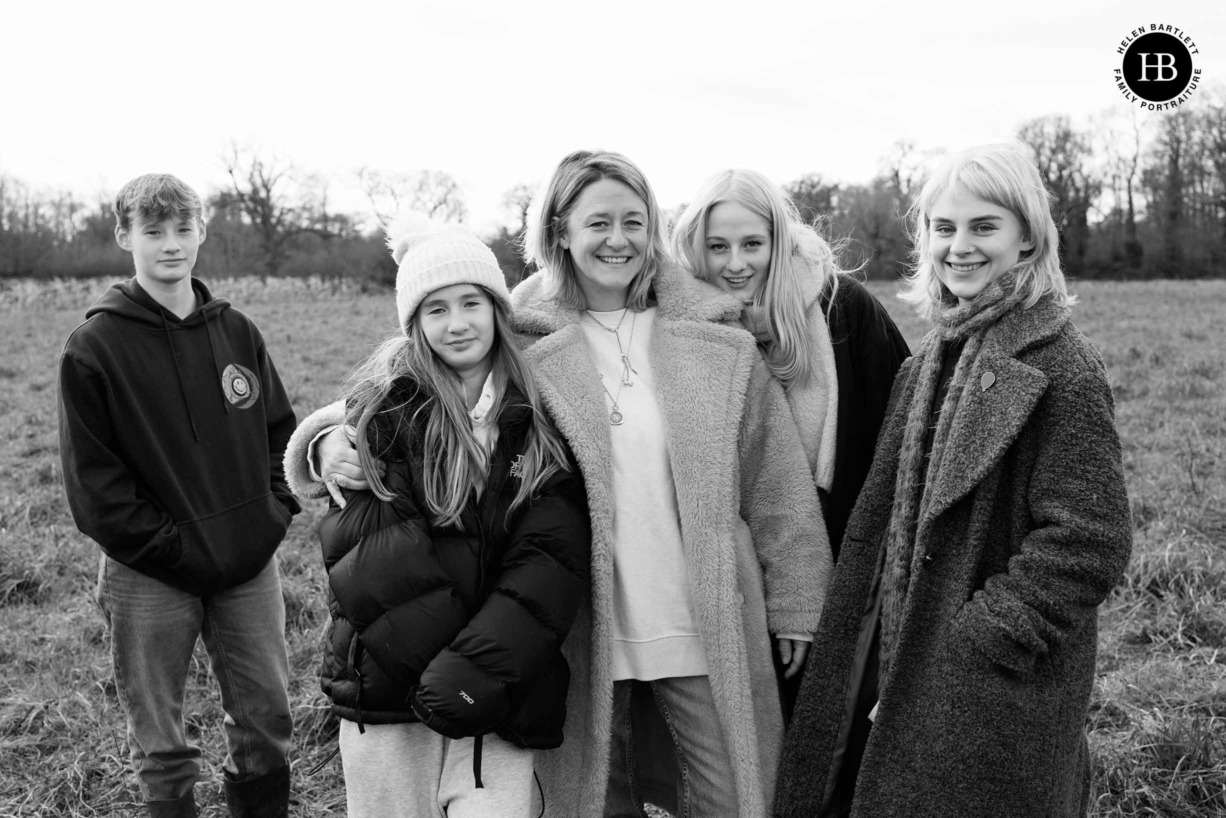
[317,379,591,749]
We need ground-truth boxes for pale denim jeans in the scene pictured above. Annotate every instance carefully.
[96,555,292,802]
[605,676,737,817]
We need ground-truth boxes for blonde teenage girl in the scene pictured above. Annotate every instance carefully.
[774,143,1132,818]
[672,168,910,560]
[667,170,909,798]
[310,218,590,818]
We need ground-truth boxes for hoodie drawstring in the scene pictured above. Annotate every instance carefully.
[161,316,200,442]
[202,309,230,417]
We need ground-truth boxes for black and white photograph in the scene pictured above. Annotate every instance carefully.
[1,1,1222,815]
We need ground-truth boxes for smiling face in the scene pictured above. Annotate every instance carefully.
[703,201,772,304]
[116,214,205,287]
[560,178,648,310]
[417,284,496,379]
[928,186,1033,306]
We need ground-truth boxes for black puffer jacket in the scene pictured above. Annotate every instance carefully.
[318,379,590,749]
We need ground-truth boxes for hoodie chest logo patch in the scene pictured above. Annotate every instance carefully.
[221,364,260,409]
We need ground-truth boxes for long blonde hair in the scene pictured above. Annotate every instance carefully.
[343,292,570,528]
[672,168,846,388]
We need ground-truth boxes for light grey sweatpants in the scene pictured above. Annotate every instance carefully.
[339,719,538,817]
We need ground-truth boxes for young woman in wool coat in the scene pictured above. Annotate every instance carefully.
[773,143,1132,818]
[310,218,590,817]
[672,169,910,563]
[290,152,832,817]
[619,168,910,816]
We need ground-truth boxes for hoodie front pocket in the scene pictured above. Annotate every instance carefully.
[174,492,291,593]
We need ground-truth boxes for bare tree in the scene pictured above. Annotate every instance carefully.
[784,174,841,224]
[357,168,468,225]
[501,183,535,236]
[1197,86,1226,244]
[1017,116,1101,271]
[1094,108,1146,270]
[222,141,334,274]
[876,139,941,213]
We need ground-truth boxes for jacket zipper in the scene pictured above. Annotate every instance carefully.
[474,503,489,600]
[348,635,366,733]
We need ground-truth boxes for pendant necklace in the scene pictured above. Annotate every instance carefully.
[587,308,639,425]
[586,308,639,386]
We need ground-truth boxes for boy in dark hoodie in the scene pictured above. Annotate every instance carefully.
[57,174,299,818]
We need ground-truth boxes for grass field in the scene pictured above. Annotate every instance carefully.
[1,275,1222,817]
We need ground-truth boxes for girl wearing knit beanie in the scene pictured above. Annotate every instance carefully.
[314,216,591,817]
[775,143,1133,818]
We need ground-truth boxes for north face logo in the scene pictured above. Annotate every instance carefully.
[509,454,525,479]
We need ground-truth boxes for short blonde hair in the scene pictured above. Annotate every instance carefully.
[901,142,1073,322]
[113,173,203,232]
[523,150,668,311]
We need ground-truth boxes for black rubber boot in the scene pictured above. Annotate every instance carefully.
[223,766,290,818]
[146,791,197,818]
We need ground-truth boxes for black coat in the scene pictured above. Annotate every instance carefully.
[821,278,911,558]
[318,380,591,749]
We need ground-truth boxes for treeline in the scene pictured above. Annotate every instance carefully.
[3,100,1225,284]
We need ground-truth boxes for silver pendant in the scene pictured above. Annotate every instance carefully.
[610,410,624,426]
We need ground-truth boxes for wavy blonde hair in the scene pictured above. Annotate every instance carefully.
[902,142,1074,322]
[344,292,570,528]
[671,168,846,387]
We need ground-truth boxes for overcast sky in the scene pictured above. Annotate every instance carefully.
[3,0,1220,234]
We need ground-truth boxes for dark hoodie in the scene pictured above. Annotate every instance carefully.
[58,277,300,596]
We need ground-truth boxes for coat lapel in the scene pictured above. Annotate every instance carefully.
[519,323,615,520]
[918,299,1071,539]
[651,318,753,557]
[919,349,1047,531]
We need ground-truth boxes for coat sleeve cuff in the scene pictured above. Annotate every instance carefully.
[284,400,346,500]
[767,607,822,636]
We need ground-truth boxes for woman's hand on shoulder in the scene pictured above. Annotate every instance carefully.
[317,425,384,506]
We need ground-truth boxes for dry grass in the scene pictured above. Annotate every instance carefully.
[1,276,1222,816]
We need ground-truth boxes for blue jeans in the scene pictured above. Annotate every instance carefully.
[96,555,292,802]
[604,676,737,818]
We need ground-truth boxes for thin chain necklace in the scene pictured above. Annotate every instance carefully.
[587,308,639,426]
[586,308,639,387]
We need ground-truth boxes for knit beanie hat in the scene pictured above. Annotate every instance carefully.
[386,214,512,334]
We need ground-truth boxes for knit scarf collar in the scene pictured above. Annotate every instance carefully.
[878,273,1028,677]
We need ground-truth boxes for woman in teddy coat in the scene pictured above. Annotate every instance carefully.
[288,150,832,817]
[774,143,1132,818]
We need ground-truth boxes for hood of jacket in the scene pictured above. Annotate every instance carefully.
[87,276,231,326]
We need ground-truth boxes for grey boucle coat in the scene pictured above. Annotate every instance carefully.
[775,298,1132,817]
[514,264,831,817]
